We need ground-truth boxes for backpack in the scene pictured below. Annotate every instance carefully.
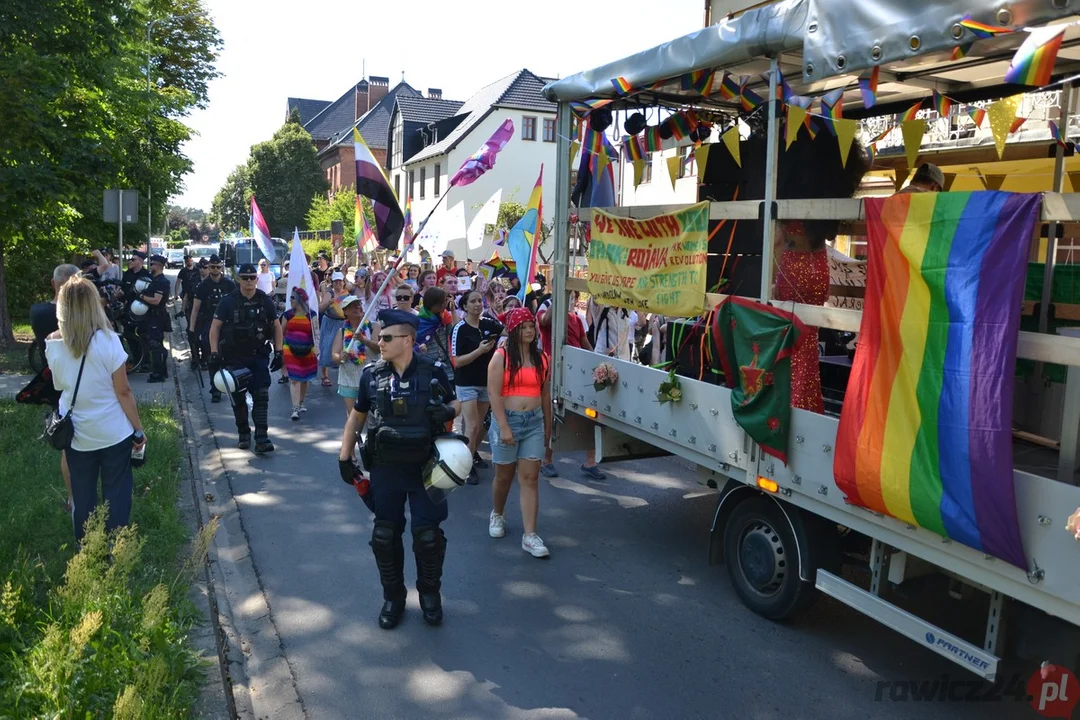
[586,307,611,348]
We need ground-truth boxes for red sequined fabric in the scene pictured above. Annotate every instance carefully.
[774,249,829,413]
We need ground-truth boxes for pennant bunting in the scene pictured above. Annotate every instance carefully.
[722,125,741,167]
[569,97,615,116]
[610,76,634,96]
[968,106,987,128]
[901,101,923,122]
[569,139,580,167]
[632,159,646,188]
[354,128,405,250]
[1005,25,1066,86]
[900,120,925,169]
[959,14,1014,39]
[786,104,807,149]
[988,94,1022,158]
[952,44,973,60]
[859,66,880,108]
[624,135,644,162]
[450,117,515,187]
[834,118,858,168]
[740,77,764,112]
[643,126,662,152]
[933,90,953,118]
[595,149,611,180]
[718,72,741,101]
[666,155,681,190]
[865,143,877,167]
[696,143,713,176]
[942,173,957,191]
[984,175,1007,191]
[835,191,1039,569]
[893,169,910,193]
[820,88,844,136]
[681,69,716,96]
[1050,120,1067,148]
[1010,116,1027,134]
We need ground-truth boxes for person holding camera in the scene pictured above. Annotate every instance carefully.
[450,290,503,484]
[337,309,460,630]
[208,263,284,453]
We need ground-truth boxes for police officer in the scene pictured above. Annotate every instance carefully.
[209,263,283,454]
[338,309,459,629]
[136,255,173,382]
[189,254,234,401]
[121,250,152,300]
[174,254,198,318]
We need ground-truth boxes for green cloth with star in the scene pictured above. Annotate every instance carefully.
[711,297,804,465]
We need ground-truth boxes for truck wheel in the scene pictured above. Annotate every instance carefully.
[723,496,817,620]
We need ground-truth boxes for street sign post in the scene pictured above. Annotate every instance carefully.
[103,189,139,260]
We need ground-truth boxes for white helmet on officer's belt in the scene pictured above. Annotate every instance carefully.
[424,435,473,492]
[134,278,151,294]
[129,299,150,316]
[213,366,252,394]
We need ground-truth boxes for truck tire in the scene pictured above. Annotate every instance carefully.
[723,496,818,620]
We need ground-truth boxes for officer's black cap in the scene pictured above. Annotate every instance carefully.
[208,254,222,264]
[149,254,167,266]
[237,263,257,275]
[131,250,148,260]
[377,309,420,331]
[198,258,209,267]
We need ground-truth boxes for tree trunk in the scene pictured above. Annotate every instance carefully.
[0,238,18,349]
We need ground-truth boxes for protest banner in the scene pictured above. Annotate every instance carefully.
[586,201,709,317]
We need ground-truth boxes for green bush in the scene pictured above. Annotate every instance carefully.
[301,238,332,260]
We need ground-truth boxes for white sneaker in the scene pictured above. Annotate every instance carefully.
[488,511,506,538]
[290,406,300,421]
[299,401,308,413]
[521,533,550,558]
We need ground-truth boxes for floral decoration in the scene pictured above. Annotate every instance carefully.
[592,362,619,391]
[656,368,683,404]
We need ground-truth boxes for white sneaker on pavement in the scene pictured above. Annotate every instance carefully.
[489,511,506,538]
[290,406,300,421]
[521,533,550,558]
[299,401,308,413]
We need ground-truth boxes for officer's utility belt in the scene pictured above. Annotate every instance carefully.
[221,342,269,359]
[365,425,432,467]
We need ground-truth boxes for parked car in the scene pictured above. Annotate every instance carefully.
[165,248,185,268]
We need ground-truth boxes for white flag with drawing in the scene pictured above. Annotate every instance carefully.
[286,228,318,314]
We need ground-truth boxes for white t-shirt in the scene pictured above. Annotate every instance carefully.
[257,271,275,295]
[590,303,633,360]
[46,330,135,452]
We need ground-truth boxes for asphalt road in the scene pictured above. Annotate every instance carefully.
[169,276,1037,720]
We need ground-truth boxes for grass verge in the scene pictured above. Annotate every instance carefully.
[0,401,214,717]
[0,322,34,376]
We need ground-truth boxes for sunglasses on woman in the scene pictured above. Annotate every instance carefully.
[395,294,412,301]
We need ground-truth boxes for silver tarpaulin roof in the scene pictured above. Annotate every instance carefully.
[542,0,1077,104]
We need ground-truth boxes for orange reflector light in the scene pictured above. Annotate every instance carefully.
[757,477,779,493]
[584,408,598,419]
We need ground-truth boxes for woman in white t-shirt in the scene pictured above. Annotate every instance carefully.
[256,259,276,296]
[46,277,146,543]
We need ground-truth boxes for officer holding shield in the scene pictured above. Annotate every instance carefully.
[209,263,283,453]
[338,309,462,629]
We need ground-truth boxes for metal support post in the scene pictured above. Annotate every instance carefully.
[760,56,780,304]
[984,590,1006,656]
[118,191,124,260]
[869,538,888,597]
[1040,82,1072,336]
[551,102,573,405]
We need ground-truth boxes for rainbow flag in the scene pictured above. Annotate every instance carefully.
[569,97,614,116]
[1050,119,1067,148]
[820,88,843,136]
[951,43,973,60]
[739,77,764,112]
[507,166,543,300]
[355,195,377,255]
[681,69,716,96]
[835,192,1041,569]
[1010,116,1027,134]
[865,143,877,166]
[933,90,953,118]
[959,14,1014,39]
[968,106,986,128]
[611,76,634,96]
[859,66,880,108]
[1004,25,1066,87]
[901,101,923,122]
[718,72,741,101]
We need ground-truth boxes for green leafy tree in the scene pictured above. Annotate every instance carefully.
[210,163,252,232]
[248,122,326,236]
[305,187,376,234]
[0,0,221,347]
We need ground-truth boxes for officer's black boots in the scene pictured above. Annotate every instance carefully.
[371,521,406,629]
[252,389,273,453]
[237,434,251,450]
[413,526,446,626]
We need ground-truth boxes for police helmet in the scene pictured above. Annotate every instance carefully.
[423,434,473,503]
[134,277,151,293]
[129,299,150,317]
[213,366,253,394]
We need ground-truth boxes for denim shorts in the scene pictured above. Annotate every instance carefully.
[489,407,545,465]
[457,385,489,403]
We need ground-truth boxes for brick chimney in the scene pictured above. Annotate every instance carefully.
[354,80,369,122]
[428,88,443,100]
[368,75,390,109]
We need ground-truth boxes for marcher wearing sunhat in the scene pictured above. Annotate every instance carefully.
[435,249,456,283]
[338,309,460,629]
[317,270,349,387]
[138,254,173,382]
[331,294,380,420]
[281,285,319,420]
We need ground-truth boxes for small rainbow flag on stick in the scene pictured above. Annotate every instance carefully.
[1004,25,1066,87]
[859,66,880,108]
[835,191,1040,570]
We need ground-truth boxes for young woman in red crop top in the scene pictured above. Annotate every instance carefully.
[486,307,552,558]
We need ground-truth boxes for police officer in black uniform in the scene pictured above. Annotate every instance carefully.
[189,254,235,401]
[209,263,283,454]
[338,309,459,629]
[174,254,198,318]
[121,250,152,300]
[135,255,173,382]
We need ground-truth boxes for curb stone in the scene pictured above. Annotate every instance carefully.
[170,320,306,720]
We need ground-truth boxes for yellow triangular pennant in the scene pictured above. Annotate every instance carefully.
[943,173,957,192]
[1068,171,1080,192]
[984,174,1006,191]
[694,144,712,179]
[596,150,610,179]
[666,156,680,190]
[786,105,807,149]
[569,140,580,167]
[834,118,858,168]
[893,169,910,192]
[721,126,740,167]
[900,119,925,169]
[633,159,646,188]
[988,95,1022,159]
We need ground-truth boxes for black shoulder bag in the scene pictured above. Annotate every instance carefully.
[43,350,88,451]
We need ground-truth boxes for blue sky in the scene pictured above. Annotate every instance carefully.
[173,0,704,210]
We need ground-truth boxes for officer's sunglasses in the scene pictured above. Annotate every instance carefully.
[209,264,222,269]
[377,333,410,343]
[238,275,257,281]
[395,293,413,301]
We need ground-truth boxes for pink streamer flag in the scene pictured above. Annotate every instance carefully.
[450,118,515,187]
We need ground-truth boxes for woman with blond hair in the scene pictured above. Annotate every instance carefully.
[46,277,146,542]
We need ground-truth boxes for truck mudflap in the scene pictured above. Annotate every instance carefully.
[708,478,841,584]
